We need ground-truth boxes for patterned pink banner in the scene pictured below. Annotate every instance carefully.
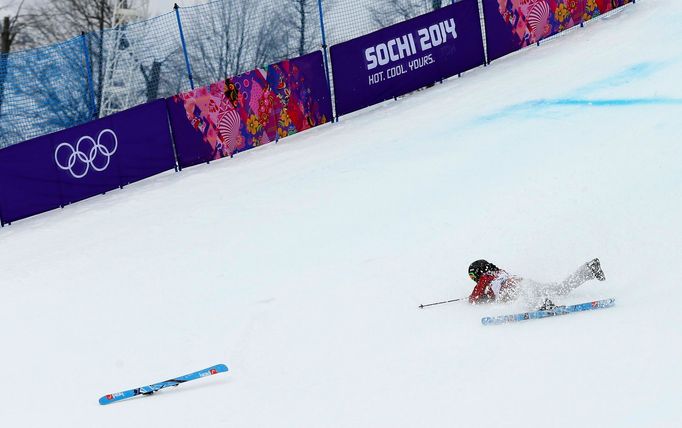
[483,1,633,61]
[167,51,332,168]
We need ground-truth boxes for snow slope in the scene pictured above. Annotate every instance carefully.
[1,1,681,426]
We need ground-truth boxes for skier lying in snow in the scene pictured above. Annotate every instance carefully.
[467,258,606,309]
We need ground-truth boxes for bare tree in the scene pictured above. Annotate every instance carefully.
[20,0,115,47]
[280,0,324,58]
[0,0,25,118]
[186,1,285,85]
[1,1,25,52]
[20,1,119,116]
[369,0,442,29]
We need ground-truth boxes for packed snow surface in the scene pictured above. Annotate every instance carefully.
[1,1,680,426]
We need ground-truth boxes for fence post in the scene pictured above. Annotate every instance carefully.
[475,0,489,66]
[316,0,335,122]
[174,3,195,90]
[80,32,98,119]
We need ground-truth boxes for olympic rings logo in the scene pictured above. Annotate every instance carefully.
[54,129,118,179]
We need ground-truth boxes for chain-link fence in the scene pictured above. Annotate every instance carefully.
[0,35,93,147]
[0,0,467,148]
[93,11,189,119]
[325,0,461,46]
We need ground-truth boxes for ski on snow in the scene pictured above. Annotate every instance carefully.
[99,364,228,405]
[481,298,615,326]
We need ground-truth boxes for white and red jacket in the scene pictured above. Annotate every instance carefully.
[468,270,520,304]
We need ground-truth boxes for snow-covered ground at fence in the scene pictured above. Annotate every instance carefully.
[1,1,681,426]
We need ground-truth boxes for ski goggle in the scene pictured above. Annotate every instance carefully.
[469,272,478,281]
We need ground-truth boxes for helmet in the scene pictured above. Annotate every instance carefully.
[468,259,499,282]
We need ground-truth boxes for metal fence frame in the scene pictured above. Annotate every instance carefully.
[0,0,635,148]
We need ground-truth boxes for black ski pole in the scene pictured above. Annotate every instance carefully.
[418,298,465,309]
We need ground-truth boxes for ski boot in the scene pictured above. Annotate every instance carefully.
[587,258,606,281]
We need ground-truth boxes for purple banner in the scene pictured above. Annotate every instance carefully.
[167,51,332,169]
[0,100,176,224]
[483,0,634,62]
[330,1,485,117]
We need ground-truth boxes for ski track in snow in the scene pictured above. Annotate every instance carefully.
[1,1,681,427]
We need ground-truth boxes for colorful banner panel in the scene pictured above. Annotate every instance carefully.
[167,51,332,169]
[483,0,633,62]
[330,1,485,117]
[0,100,176,224]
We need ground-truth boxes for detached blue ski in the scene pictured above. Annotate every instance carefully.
[481,298,615,326]
[99,363,228,405]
